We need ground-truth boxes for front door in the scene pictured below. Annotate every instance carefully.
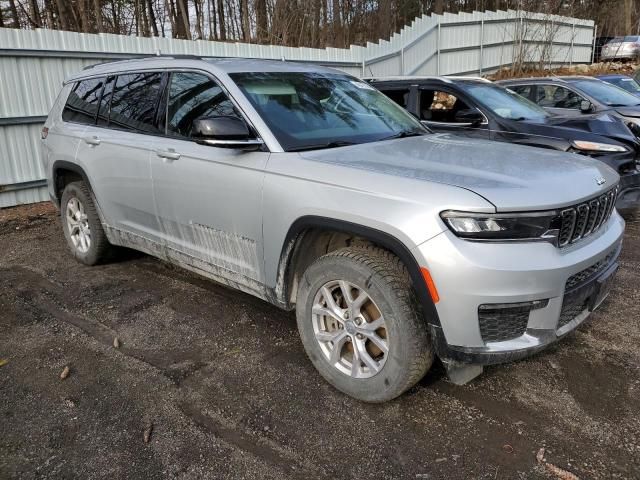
[417,87,490,138]
[150,71,269,290]
[534,84,586,117]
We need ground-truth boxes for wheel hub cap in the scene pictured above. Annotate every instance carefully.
[65,197,91,254]
[311,280,389,379]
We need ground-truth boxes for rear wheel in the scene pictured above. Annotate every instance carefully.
[296,246,433,402]
[60,181,112,265]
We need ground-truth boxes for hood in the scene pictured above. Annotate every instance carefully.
[544,113,639,144]
[614,106,640,118]
[299,134,620,211]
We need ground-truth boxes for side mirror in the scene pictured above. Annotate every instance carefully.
[192,116,263,149]
[580,100,594,113]
[454,108,484,125]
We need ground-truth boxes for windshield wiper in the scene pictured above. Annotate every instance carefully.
[378,129,426,141]
[289,140,357,152]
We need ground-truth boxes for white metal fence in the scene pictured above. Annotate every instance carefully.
[0,9,594,208]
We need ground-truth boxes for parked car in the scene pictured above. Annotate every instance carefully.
[369,76,640,211]
[593,36,615,63]
[597,74,640,97]
[498,76,640,135]
[600,36,640,61]
[43,58,624,402]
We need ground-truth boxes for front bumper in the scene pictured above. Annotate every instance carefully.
[617,169,640,212]
[412,212,625,365]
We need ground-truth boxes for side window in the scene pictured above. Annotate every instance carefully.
[509,85,532,99]
[97,76,114,127]
[109,72,163,133]
[380,89,410,109]
[62,77,106,124]
[537,85,584,109]
[419,89,471,123]
[166,72,240,139]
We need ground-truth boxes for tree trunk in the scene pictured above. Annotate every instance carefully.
[29,0,42,27]
[217,0,226,40]
[240,0,250,42]
[93,0,102,32]
[147,0,159,36]
[8,0,20,28]
[255,0,268,42]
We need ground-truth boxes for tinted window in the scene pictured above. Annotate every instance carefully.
[166,72,239,138]
[509,84,532,99]
[380,89,410,108]
[419,89,472,122]
[536,85,584,109]
[231,72,425,152]
[97,76,114,127]
[62,77,105,124]
[109,72,163,133]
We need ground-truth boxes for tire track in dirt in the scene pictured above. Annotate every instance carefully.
[1,264,328,479]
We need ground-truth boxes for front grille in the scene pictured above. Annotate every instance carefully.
[565,249,618,290]
[557,187,618,247]
[558,301,587,329]
[478,300,547,343]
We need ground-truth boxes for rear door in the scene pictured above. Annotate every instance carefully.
[76,71,165,240]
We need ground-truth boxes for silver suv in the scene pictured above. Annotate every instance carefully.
[42,58,624,402]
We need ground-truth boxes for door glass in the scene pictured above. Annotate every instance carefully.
[166,72,239,139]
[97,76,114,127]
[109,72,163,133]
[380,89,410,108]
[509,85,532,99]
[419,89,471,122]
[62,77,106,124]
[536,85,583,109]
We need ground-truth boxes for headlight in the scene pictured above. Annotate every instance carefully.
[572,140,628,153]
[440,210,560,242]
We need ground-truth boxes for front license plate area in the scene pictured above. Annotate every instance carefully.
[590,263,618,311]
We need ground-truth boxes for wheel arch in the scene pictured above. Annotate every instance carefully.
[275,216,441,328]
[51,160,93,207]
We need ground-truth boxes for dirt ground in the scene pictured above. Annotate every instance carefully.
[1,203,639,480]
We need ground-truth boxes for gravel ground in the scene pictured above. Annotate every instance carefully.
[1,202,639,479]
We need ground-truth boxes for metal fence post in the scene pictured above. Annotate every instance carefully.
[479,17,484,75]
[570,22,575,66]
[591,24,598,64]
[437,18,441,75]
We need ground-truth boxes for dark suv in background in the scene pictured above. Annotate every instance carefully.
[370,76,640,211]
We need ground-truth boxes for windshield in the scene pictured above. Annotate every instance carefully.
[230,72,426,151]
[460,83,549,120]
[607,77,640,94]
[573,80,640,107]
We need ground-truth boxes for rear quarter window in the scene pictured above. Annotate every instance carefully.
[62,77,106,124]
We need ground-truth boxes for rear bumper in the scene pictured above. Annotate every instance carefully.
[412,212,625,365]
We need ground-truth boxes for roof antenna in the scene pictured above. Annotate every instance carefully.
[156,49,161,56]
[281,56,286,62]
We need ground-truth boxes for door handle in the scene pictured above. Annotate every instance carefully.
[84,135,101,146]
[155,149,181,161]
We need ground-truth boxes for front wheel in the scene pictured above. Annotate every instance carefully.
[296,246,434,402]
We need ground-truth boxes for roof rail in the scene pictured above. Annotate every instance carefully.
[364,75,453,83]
[82,54,204,70]
[444,75,492,83]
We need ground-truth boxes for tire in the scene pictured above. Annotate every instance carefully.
[296,246,434,402]
[60,181,112,265]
